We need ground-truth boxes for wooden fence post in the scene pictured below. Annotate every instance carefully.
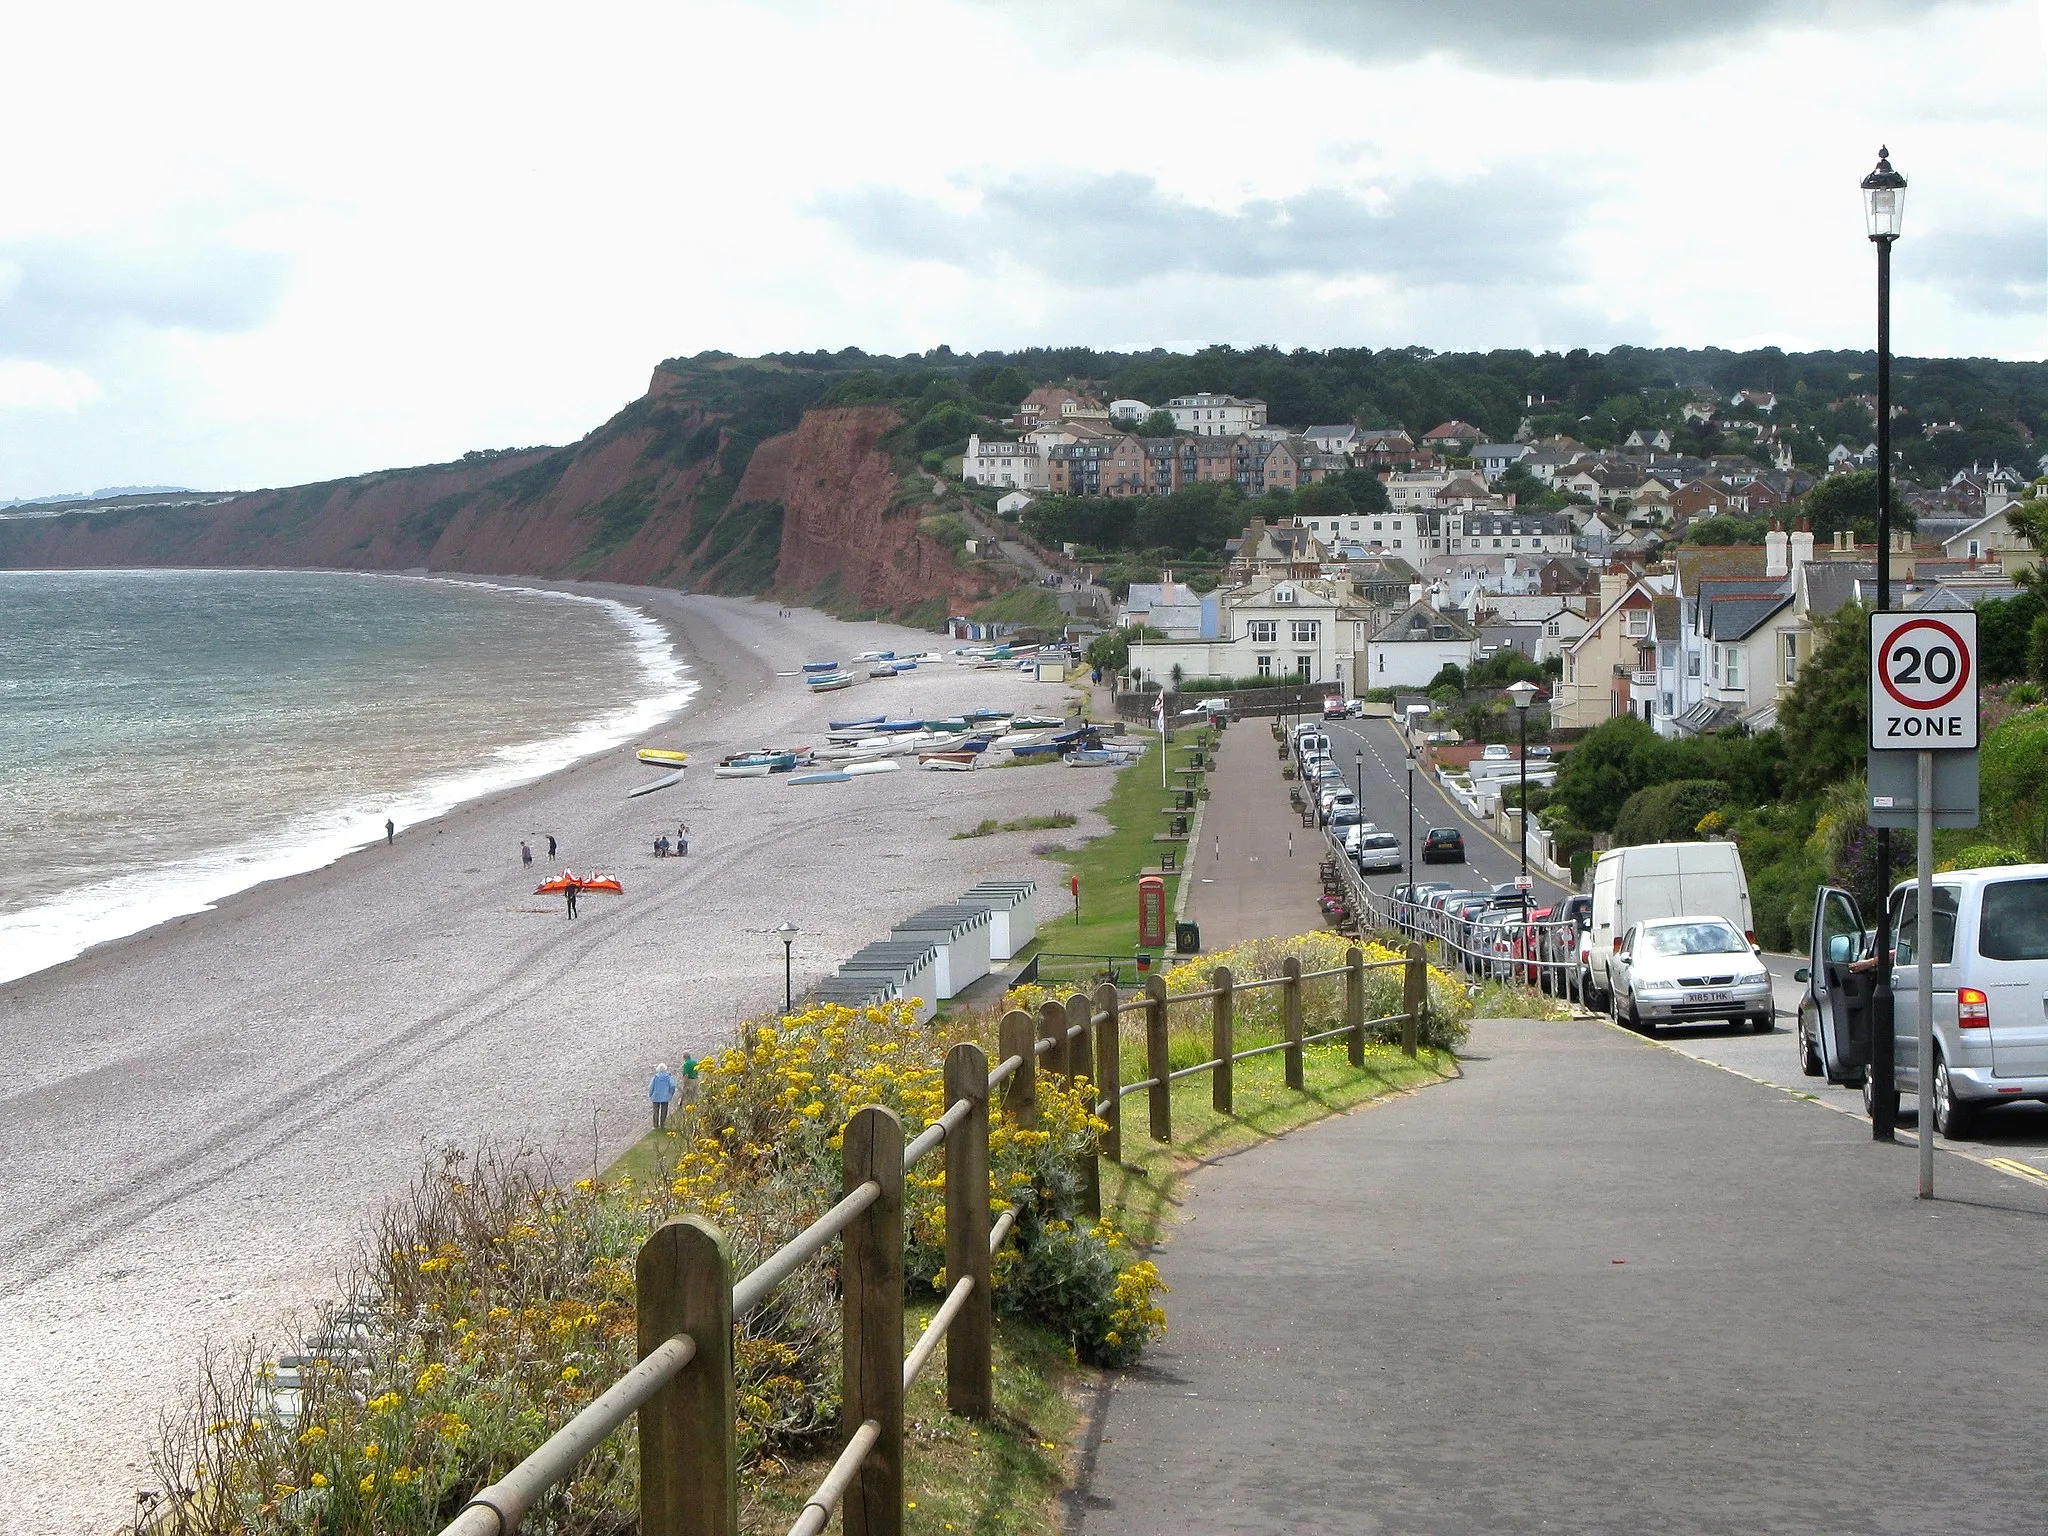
[1144,973,1171,1143]
[1038,999,1068,1081]
[1402,941,1425,1058]
[998,1009,1036,1129]
[637,1217,736,1536]
[842,1106,904,1536]
[1093,983,1122,1164]
[1345,945,1366,1067]
[1066,992,1100,1218]
[1282,956,1304,1091]
[943,1044,991,1419]
[1210,965,1234,1114]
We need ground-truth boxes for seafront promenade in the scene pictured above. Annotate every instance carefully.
[1072,1014,2048,1532]
[1182,718,1325,949]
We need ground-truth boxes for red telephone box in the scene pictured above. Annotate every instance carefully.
[1137,875,1166,949]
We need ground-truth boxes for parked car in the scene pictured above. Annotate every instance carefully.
[1481,743,1512,762]
[1611,916,1774,1033]
[1797,866,2048,1136]
[1421,827,1466,864]
[1528,745,1553,758]
[1322,695,1348,720]
[1354,832,1403,874]
[1584,842,1754,1009]
[1192,698,1232,721]
[1328,806,1363,830]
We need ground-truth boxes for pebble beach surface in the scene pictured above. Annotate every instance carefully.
[0,590,1112,1534]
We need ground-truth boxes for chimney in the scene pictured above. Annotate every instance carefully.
[1891,526,1912,554]
[1408,581,1425,606]
[1584,594,1602,621]
[1765,520,1790,578]
[1789,518,1814,572]
[1599,569,1629,612]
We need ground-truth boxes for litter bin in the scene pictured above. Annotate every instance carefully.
[1175,920,1200,955]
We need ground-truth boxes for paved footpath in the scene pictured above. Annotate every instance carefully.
[1072,1017,2048,1535]
[1185,720,1325,948]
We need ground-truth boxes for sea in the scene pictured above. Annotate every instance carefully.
[0,569,694,986]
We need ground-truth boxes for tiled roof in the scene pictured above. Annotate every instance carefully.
[1673,545,1769,594]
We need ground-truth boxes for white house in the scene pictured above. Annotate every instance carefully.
[1442,512,1574,555]
[1292,510,1424,553]
[1122,573,1216,641]
[1942,504,2040,575]
[1165,393,1269,437]
[1385,470,1459,510]
[1127,576,1370,693]
[1474,443,1533,481]
[1109,399,1153,424]
[996,490,1037,517]
[1364,597,1481,689]
[1301,424,1363,455]
[962,435,1048,490]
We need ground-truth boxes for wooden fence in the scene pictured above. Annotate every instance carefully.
[438,946,1427,1536]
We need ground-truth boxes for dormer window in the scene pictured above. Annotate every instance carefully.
[1274,586,1296,604]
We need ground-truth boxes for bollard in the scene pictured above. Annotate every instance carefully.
[1402,940,1425,1058]
[1282,955,1304,1090]
[943,1044,992,1418]
[1144,973,1171,1143]
[637,1218,736,1536]
[1211,965,1234,1114]
[841,1106,904,1536]
[1094,982,1122,1163]
[1345,945,1366,1067]
[998,1009,1036,1130]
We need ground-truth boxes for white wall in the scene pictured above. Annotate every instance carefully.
[1365,637,1474,689]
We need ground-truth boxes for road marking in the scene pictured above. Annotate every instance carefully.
[1986,1157,2048,1187]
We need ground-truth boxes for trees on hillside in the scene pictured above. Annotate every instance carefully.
[1780,602,1869,796]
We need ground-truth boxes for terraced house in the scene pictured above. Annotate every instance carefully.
[1125,575,1373,692]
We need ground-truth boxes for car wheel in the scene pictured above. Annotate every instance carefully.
[1798,1012,1824,1077]
[1931,1052,1976,1140]
[1627,995,1650,1033]
[1862,1069,1900,1123]
[1752,1012,1776,1033]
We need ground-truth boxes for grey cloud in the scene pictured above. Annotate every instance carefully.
[976,0,2003,75]
[1913,224,2048,316]
[0,219,290,359]
[815,170,1577,290]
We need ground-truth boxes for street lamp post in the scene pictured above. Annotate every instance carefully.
[1354,748,1365,824]
[1505,680,1540,921]
[775,920,800,1014]
[1862,146,1907,1142]
[1405,751,1417,912]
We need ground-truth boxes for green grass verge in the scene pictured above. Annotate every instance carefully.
[1042,738,1187,971]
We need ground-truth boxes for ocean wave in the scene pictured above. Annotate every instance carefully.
[0,577,696,988]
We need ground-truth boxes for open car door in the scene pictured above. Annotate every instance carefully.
[1806,886,1872,1085]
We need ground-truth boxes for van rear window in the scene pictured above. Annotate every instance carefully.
[1979,880,2048,961]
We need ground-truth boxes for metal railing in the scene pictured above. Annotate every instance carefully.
[433,956,1431,1536]
[1323,829,1592,1009]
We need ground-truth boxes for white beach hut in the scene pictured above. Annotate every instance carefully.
[890,905,995,997]
[835,940,942,1022]
[960,880,1039,960]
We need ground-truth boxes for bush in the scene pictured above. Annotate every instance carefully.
[1612,779,1730,847]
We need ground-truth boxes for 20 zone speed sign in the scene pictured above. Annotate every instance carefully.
[1870,610,1978,750]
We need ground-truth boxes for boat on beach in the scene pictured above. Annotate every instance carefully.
[842,759,901,776]
[919,752,978,770]
[789,770,852,784]
[628,767,689,797]
[867,665,899,679]
[806,672,856,691]
[1010,715,1065,729]
[801,660,840,674]
[828,714,887,729]
[1010,742,1060,758]
[636,748,690,768]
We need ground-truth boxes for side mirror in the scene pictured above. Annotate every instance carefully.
[1794,967,1810,983]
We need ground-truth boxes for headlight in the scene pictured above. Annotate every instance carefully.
[1637,982,1682,996]
[1739,971,1770,986]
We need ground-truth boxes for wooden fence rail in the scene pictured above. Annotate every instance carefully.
[436,942,1429,1536]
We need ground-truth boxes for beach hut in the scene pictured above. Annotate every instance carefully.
[835,940,942,1022]
[889,905,994,997]
[960,880,1039,960]
[812,972,910,1015]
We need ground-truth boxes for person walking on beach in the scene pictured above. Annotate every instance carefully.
[546,834,558,859]
[521,840,533,868]
[564,881,579,920]
[385,818,396,846]
[649,1063,676,1130]
[679,1054,699,1110]
[676,829,689,857]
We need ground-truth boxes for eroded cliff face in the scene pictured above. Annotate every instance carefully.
[0,369,997,619]
[743,406,996,616]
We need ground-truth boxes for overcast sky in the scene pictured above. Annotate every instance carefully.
[1,0,2042,499]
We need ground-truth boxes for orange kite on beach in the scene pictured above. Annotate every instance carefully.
[534,871,624,895]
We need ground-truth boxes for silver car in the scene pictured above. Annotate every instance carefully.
[1354,832,1403,874]
[1612,916,1774,1032]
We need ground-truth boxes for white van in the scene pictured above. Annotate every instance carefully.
[1582,841,1754,1007]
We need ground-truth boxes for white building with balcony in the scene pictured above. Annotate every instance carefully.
[1165,393,1269,437]
[1126,576,1370,692]
[961,435,1049,491]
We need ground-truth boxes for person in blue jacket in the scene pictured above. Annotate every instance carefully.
[649,1063,677,1130]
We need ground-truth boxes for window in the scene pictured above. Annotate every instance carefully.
[1256,654,1273,677]
[1546,622,1560,637]
[1782,632,1798,683]
[1662,691,1674,715]
[1393,540,1402,549]
[1248,620,1277,642]
[1980,879,2048,960]
[1711,645,1722,684]
[1688,654,1702,678]
[1623,609,1649,637]
[1290,620,1319,644]
[1296,655,1314,678]
[1274,586,1295,604]
[1727,647,1741,688]
[1893,885,1960,966]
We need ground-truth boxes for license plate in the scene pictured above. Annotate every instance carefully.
[1688,990,1733,1004]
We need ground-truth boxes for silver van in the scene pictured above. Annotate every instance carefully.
[1796,865,2048,1137]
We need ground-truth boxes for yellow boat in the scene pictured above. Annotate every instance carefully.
[637,748,690,768]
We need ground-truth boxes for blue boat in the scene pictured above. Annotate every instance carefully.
[828,714,887,729]
[963,708,1009,723]
[1010,742,1061,758]
[801,660,839,674]
[790,770,852,784]
[875,720,925,734]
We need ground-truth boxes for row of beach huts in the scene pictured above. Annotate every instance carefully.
[813,879,1038,1021]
